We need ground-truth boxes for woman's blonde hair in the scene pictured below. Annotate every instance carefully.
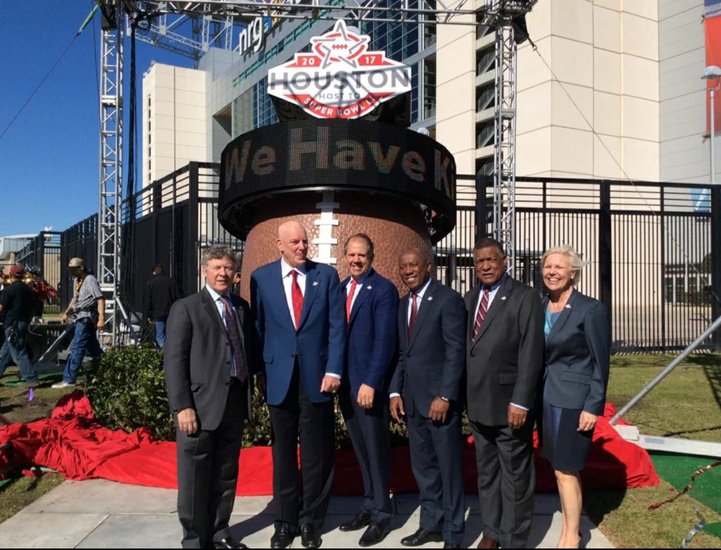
[541,245,586,284]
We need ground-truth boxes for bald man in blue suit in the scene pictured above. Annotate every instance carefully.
[251,220,346,550]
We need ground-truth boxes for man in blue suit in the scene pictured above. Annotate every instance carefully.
[338,234,399,547]
[250,220,346,549]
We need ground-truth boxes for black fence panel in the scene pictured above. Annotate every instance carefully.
[15,231,62,289]
[59,215,98,308]
[117,162,243,315]
[476,176,718,352]
[57,165,719,353]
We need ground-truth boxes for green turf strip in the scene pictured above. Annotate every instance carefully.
[650,452,721,515]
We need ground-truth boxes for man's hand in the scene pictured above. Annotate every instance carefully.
[97,318,106,331]
[578,411,598,432]
[177,408,198,435]
[428,397,450,423]
[62,313,69,324]
[390,396,405,423]
[320,375,341,394]
[357,384,375,409]
[507,404,528,430]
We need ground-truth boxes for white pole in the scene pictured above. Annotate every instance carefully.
[711,86,716,185]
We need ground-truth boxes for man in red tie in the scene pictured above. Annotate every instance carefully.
[464,237,544,549]
[338,234,398,547]
[250,221,346,549]
[389,247,466,549]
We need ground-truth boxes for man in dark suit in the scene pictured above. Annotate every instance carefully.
[338,233,398,547]
[144,263,180,348]
[465,237,544,549]
[389,247,466,549]
[250,220,346,549]
[164,246,256,549]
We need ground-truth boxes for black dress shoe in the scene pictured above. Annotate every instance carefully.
[339,511,372,532]
[359,522,391,547]
[270,523,294,549]
[214,537,248,549]
[300,523,322,548]
[401,527,444,547]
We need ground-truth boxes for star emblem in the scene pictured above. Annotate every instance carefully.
[310,19,370,69]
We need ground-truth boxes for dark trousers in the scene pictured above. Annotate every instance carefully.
[406,410,465,546]
[176,379,247,548]
[470,420,535,549]
[268,368,335,530]
[339,387,392,525]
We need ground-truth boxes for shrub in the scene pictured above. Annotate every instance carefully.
[86,345,175,441]
[86,344,409,449]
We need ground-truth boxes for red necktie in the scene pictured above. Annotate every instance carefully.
[291,270,303,330]
[472,288,490,341]
[408,292,418,341]
[346,279,358,322]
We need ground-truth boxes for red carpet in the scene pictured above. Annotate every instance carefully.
[0,391,658,494]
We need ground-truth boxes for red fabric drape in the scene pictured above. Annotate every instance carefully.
[0,393,658,494]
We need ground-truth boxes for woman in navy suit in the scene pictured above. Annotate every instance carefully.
[540,245,610,548]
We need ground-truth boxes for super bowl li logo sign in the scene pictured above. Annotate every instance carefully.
[268,20,411,119]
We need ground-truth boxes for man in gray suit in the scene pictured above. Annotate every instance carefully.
[164,246,257,549]
[389,247,466,549]
[465,237,544,549]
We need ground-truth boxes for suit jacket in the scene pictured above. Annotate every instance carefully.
[163,287,256,431]
[343,268,399,397]
[542,290,610,415]
[389,278,466,416]
[251,259,346,406]
[144,273,180,319]
[465,275,544,426]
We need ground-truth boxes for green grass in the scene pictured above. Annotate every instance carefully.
[0,475,64,524]
[609,354,721,443]
[584,353,721,547]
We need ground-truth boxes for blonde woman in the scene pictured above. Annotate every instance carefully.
[540,246,610,548]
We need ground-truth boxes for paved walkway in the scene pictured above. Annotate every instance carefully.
[0,479,613,548]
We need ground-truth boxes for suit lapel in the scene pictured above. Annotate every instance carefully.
[299,260,320,329]
[407,278,437,352]
[545,289,577,346]
[201,287,227,336]
[467,285,481,341]
[399,292,410,349]
[348,270,375,325]
[473,275,512,345]
[272,260,297,331]
[229,295,246,347]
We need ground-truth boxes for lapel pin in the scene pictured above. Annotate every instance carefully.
[427,296,434,301]
[366,285,372,290]
[312,281,319,286]
[501,296,507,301]
[565,304,571,309]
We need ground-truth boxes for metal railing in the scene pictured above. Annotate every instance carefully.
[54,166,721,353]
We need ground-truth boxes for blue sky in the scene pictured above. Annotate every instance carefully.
[0,1,194,237]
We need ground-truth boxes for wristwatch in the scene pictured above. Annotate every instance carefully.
[439,396,451,403]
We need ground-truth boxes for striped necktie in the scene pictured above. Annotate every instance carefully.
[472,288,490,341]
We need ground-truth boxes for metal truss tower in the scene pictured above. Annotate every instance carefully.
[479,0,535,277]
[98,4,125,345]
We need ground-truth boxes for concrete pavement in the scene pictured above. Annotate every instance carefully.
[0,479,613,548]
